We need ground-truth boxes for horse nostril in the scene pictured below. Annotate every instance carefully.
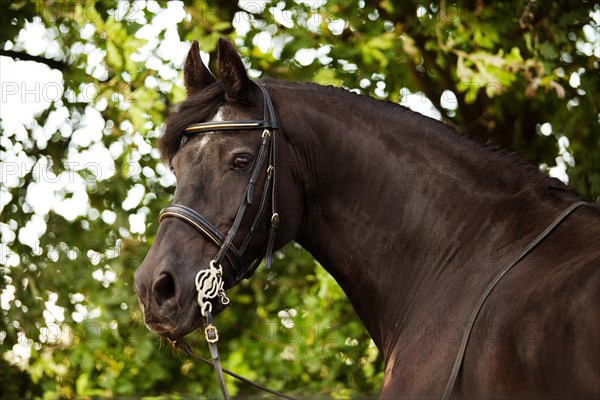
[152,272,176,305]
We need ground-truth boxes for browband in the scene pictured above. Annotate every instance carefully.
[184,120,276,134]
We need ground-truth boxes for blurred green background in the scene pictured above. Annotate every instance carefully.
[1,1,598,398]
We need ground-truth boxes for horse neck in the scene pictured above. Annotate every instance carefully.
[271,82,577,356]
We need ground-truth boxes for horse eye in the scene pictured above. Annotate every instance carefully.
[232,154,253,170]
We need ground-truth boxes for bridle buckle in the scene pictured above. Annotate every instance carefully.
[271,213,280,228]
[205,323,219,344]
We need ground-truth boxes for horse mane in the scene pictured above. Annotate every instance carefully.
[159,78,578,198]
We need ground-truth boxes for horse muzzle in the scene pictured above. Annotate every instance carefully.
[134,261,230,339]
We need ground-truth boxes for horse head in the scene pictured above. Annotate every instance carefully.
[134,38,301,339]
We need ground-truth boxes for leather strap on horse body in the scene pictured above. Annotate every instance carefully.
[442,200,587,399]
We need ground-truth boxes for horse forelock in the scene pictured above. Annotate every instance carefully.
[158,82,226,164]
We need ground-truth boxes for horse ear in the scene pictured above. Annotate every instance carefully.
[184,40,216,95]
[217,37,250,101]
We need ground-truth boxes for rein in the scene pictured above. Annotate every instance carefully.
[442,200,586,399]
[170,339,296,399]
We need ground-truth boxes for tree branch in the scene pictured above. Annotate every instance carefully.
[0,49,68,71]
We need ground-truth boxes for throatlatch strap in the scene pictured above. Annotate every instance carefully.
[262,83,279,270]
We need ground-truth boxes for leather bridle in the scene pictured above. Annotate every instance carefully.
[159,84,279,283]
[159,84,283,399]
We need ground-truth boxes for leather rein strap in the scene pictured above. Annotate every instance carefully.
[442,200,586,399]
[171,338,296,399]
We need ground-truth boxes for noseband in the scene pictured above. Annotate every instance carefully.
[159,84,279,285]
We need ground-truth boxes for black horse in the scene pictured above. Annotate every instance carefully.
[134,38,600,398]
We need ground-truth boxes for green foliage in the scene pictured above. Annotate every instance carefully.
[1,1,598,398]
